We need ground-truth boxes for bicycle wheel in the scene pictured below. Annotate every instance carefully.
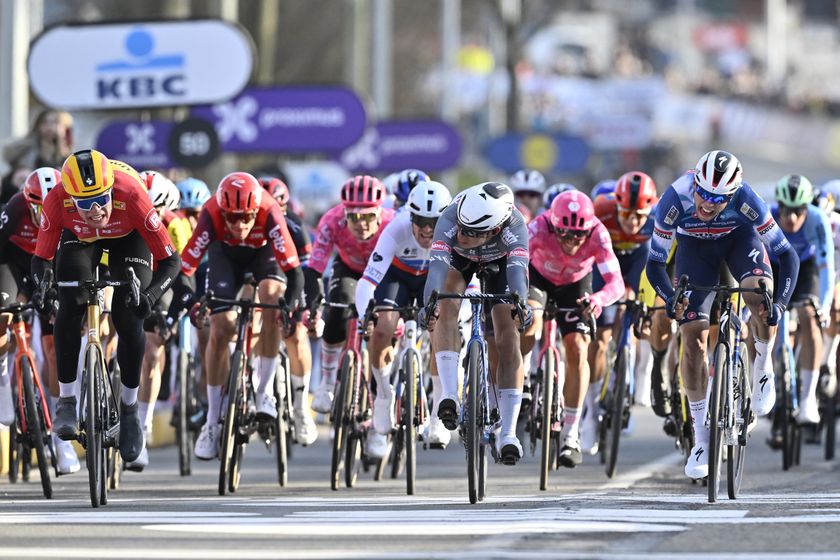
[708,343,728,503]
[404,350,418,495]
[218,350,243,496]
[107,362,121,491]
[345,354,368,488]
[20,358,51,499]
[465,340,481,505]
[539,350,555,491]
[330,352,353,491]
[177,349,192,477]
[727,342,749,500]
[780,350,793,471]
[826,391,836,460]
[273,357,288,487]
[84,349,103,508]
[605,346,629,479]
[8,416,20,483]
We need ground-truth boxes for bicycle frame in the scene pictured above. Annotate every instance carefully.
[710,293,747,446]
[536,308,563,430]
[8,307,51,435]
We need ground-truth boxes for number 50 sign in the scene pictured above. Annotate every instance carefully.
[96,117,220,169]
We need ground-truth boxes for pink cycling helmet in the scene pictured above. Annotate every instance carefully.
[550,190,596,231]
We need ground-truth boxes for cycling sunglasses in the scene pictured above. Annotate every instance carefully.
[345,211,378,224]
[694,183,732,205]
[29,203,41,222]
[72,191,112,211]
[618,208,650,220]
[556,228,590,240]
[223,211,257,224]
[458,226,495,239]
[410,214,438,230]
[779,204,807,216]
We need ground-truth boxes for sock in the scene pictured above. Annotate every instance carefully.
[371,366,392,399]
[499,388,522,439]
[753,336,772,377]
[0,352,8,386]
[689,399,708,445]
[206,385,223,425]
[431,375,443,416]
[291,373,310,413]
[584,381,602,421]
[320,343,342,387]
[59,382,75,399]
[50,395,59,415]
[563,406,582,440]
[139,400,155,432]
[121,384,138,406]
[801,369,818,402]
[257,355,277,395]
[435,351,460,398]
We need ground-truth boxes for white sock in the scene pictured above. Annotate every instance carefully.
[522,351,532,377]
[563,406,582,440]
[206,385,223,425]
[499,388,522,439]
[121,384,138,406]
[320,343,342,387]
[291,373,310,413]
[139,400,155,432]
[431,375,443,417]
[59,381,75,399]
[435,351,460,398]
[801,369,818,402]
[689,399,708,445]
[584,381,602,421]
[257,355,277,395]
[823,335,838,365]
[753,336,772,377]
[0,352,8,386]
[371,366,391,399]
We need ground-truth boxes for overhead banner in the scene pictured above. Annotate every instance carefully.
[191,86,367,153]
[339,121,462,172]
[484,133,590,173]
[28,20,254,109]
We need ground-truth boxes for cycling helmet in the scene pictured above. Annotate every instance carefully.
[216,172,262,213]
[382,172,400,195]
[176,178,211,211]
[543,183,577,210]
[456,182,514,232]
[615,171,657,213]
[394,169,430,204]
[259,176,290,205]
[591,180,616,198]
[23,167,62,205]
[550,190,596,231]
[510,169,546,195]
[61,149,114,198]
[694,149,743,196]
[775,174,813,208]
[406,181,452,218]
[816,179,840,213]
[340,175,385,208]
[141,170,179,211]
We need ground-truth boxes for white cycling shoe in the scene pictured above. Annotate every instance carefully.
[752,371,776,416]
[53,434,80,475]
[684,442,709,479]
[426,416,451,449]
[797,395,821,425]
[194,423,221,460]
[255,393,277,419]
[0,382,14,427]
[311,383,335,414]
[373,394,395,435]
[496,434,523,465]
[294,410,318,446]
[365,432,389,459]
[580,414,600,455]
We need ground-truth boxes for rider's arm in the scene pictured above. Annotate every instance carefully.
[591,223,625,308]
[423,237,453,306]
[502,219,530,302]
[748,194,799,309]
[307,211,337,276]
[265,206,303,308]
[0,194,25,251]
[179,208,217,277]
[812,208,835,316]
[33,187,64,265]
[287,213,313,268]
[645,188,680,301]
[354,221,399,318]
[128,189,182,305]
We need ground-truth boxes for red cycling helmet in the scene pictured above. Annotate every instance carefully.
[216,172,262,213]
[615,171,657,213]
[259,176,290,205]
[340,175,385,208]
[550,190,596,231]
[24,167,62,205]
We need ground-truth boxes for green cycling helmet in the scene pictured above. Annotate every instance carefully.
[775,174,813,208]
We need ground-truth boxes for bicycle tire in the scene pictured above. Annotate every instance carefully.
[605,346,629,479]
[404,350,418,495]
[8,416,20,483]
[21,357,51,499]
[780,348,793,471]
[107,363,121,491]
[465,340,481,505]
[99,359,114,507]
[330,352,353,491]
[177,349,192,477]
[84,348,103,508]
[273,356,288,487]
[345,353,368,489]
[228,364,252,494]
[218,350,243,496]
[708,343,728,503]
[539,350,555,491]
[727,342,749,500]
[825,391,836,460]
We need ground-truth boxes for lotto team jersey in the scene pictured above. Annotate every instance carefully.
[0,193,40,255]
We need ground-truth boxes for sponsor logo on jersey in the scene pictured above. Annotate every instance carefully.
[752,267,764,276]
[739,203,758,221]
[431,241,450,253]
[365,267,384,282]
[113,200,126,211]
[509,247,528,259]
[664,205,678,226]
[144,208,162,231]
[187,230,211,259]
[63,199,74,208]
[502,228,518,245]
[446,226,458,238]
[125,255,151,268]
[756,219,775,236]
[268,225,286,253]
[372,252,383,262]
[39,211,50,231]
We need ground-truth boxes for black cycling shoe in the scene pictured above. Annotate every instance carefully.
[650,354,672,418]
[53,396,78,440]
[558,443,582,468]
[766,428,784,450]
[119,401,145,463]
[804,424,821,445]
[519,385,532,416]
[437,398,458,431]
[500,444,521,465]
[662,416,678,438]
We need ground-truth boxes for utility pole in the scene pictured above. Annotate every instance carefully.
[371,0,393,118]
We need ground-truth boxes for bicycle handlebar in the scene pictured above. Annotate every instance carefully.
[671,274,773,321]
[427,290,528,333]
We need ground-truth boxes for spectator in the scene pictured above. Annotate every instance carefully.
[0,166,32,205]
[2,109,73,170]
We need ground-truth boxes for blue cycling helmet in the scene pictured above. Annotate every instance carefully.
[394,169,430,204]
[591,180,617,199]
[176,177,211,211]
[543,183,577,210]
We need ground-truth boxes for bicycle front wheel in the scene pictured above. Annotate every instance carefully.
[403,351,418,496]
[826,390,837,461]
[605,346,629,479]
[539,350,555,491]
[330,352,353,491]
[708,343,728,503]
[218,350,244,496]
[727,342,749,500]
[177,350,192,477]
[84,348,104,508]
[345,351,368,488]
[273,353,290,487]
[465,340,482,505]
[21,357,51,499]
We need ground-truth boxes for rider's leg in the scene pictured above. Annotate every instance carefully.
[370,310,398,434]
[138,331,165,433]
[649,307,673,417]
[287,322,312,413]
[432,269,466,428]
[797,304,822,423]
[253,278,284,394]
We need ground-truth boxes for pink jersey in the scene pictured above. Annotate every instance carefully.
[309,205,395,274]
[528,214,624,308]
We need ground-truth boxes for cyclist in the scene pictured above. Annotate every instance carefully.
[32,149,182,465]
[354,181,452,457]
[769,174,834,429]
[586,171,658,453]
[521,190,624,466]
[591,180,617,199]
[645,149,800,480]
[543,183,577,211]
[307,176,394,415]
[815,181,840,400]
[180,172,303,460]
[260,176,318,445]
[510,169,546,220]
[420,182,532,464]
[393,169,430,211]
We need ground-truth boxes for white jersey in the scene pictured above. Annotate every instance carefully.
[355,212,430,317]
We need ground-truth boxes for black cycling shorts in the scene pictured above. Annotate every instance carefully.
[205,242,282,314]
[323,258,361,345]
[373,267,426,309]
[528,265,594,336]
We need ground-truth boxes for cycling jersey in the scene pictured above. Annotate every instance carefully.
[770,204,835,315]
[424,203,529,304]
[308,204,395,275]
[286,211,312,267]
[162,209,192,254]
[593,193,655,255]
[647,171,799,309]
[528,213,624,309]
[0,193,39,255]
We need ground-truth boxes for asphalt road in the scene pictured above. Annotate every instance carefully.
[1,408,839,559]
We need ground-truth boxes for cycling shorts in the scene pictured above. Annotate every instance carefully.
[772,256,817,305]
[528,265,594,336]
[205,242,282,314]
[449,252,509,309]
[373,266,426,309]
[323,258,361,345]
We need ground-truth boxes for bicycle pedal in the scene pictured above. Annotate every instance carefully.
[428,442,446,450]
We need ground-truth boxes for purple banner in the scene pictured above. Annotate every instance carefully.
[96,120,175,169]
[338,121,462,172]
[191,86,366,153]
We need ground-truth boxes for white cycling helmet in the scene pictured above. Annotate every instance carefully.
[694,150,743,196]
[406,180,452,218]
[456,182,514,232]
[509,169,546,195]
[141,170,180,212]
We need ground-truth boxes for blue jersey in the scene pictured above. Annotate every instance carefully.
[770,204,835,313]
